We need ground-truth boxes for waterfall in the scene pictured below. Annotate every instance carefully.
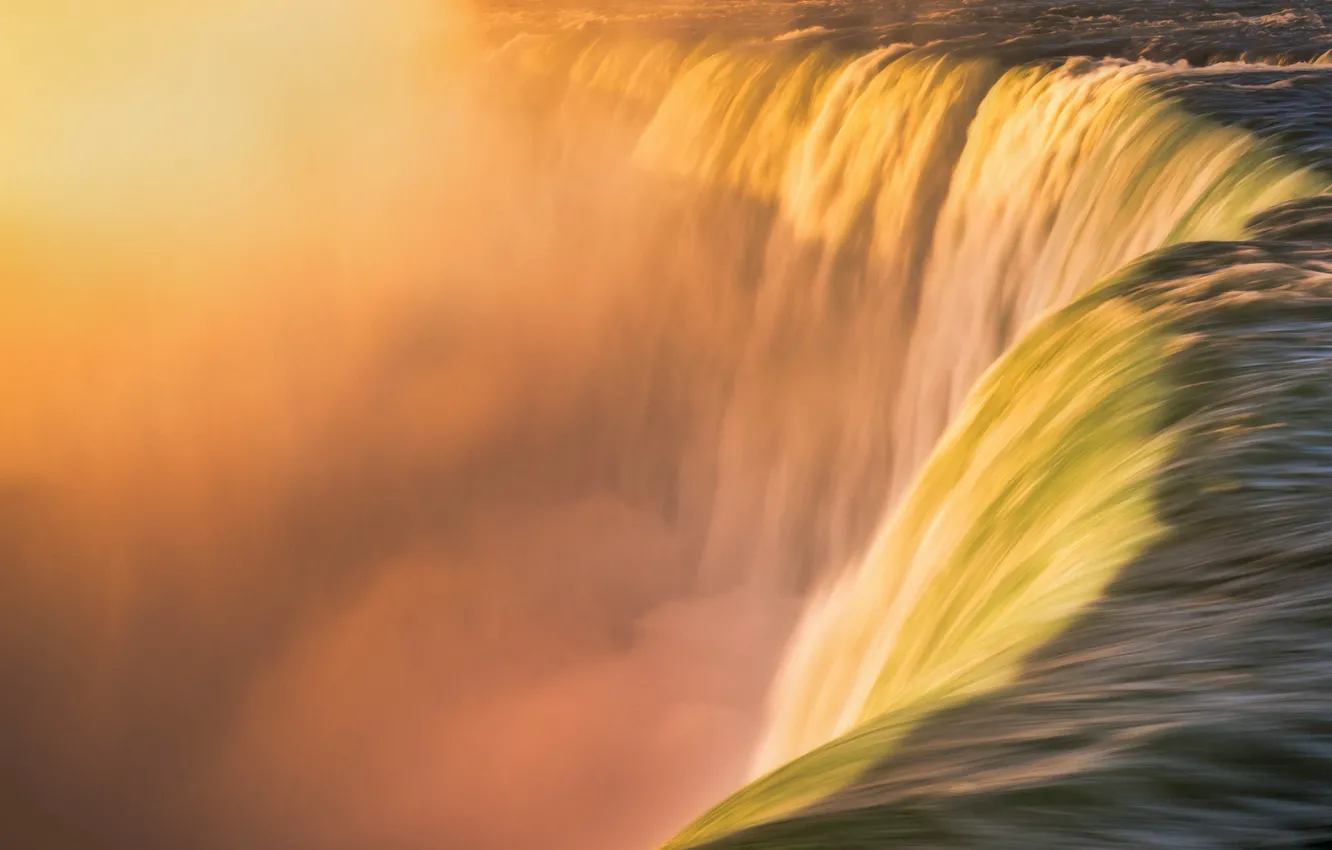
[7,8,1332,847]
[502,34,1332,849]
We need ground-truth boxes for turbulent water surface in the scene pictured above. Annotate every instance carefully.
[4,2,1332,849]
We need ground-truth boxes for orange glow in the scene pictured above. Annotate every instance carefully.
[0,4,791,849]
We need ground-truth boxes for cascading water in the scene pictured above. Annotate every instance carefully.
[499,31,1332,849]
[499,37,1322,605]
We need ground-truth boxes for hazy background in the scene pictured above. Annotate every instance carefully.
[0,2,817,848]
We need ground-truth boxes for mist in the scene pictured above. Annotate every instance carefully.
[0,3,811,848]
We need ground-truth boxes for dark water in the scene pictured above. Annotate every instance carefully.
[487,1,1332,62]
